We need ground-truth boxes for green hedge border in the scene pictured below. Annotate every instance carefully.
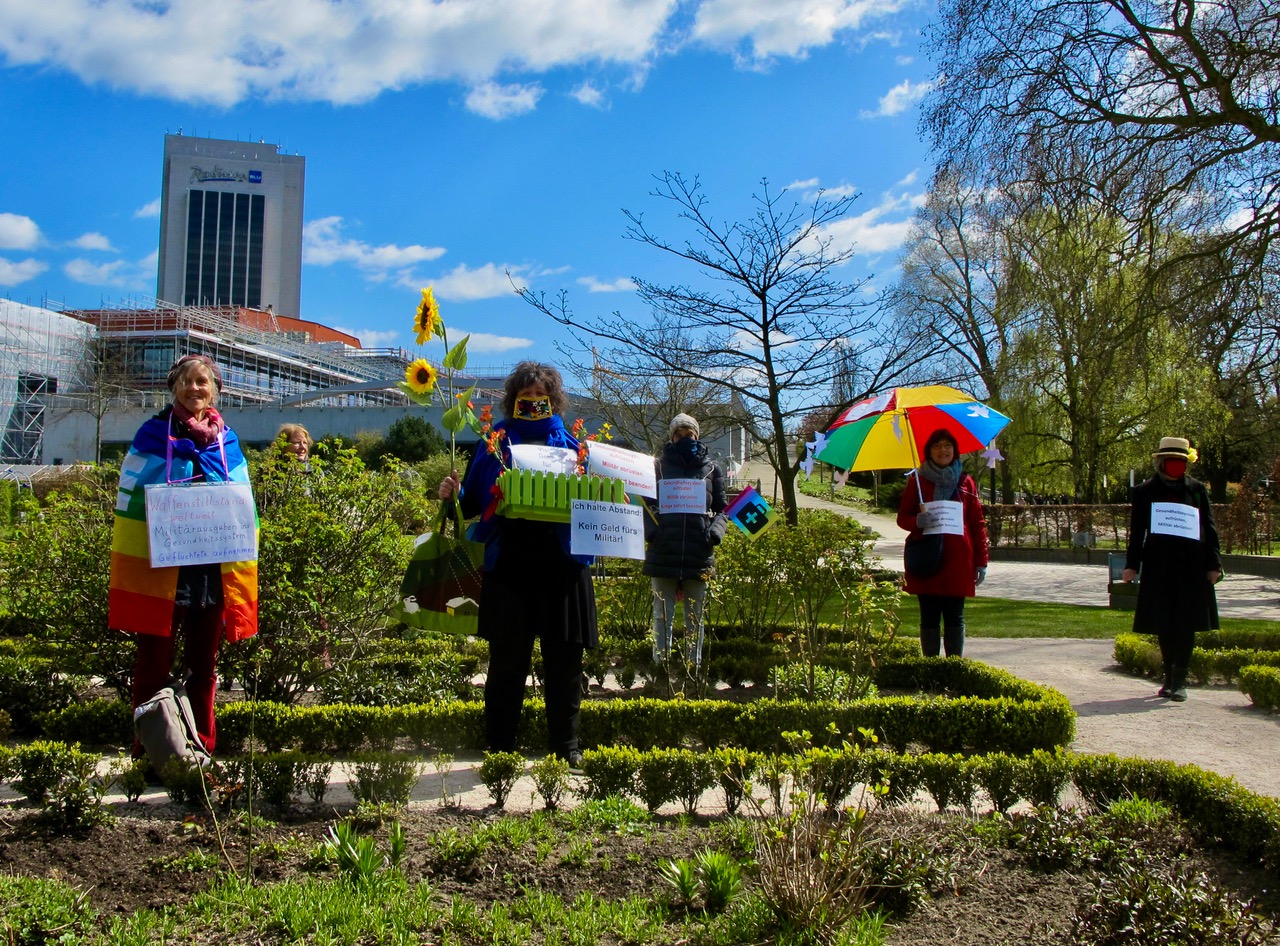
[40,656,1073,757]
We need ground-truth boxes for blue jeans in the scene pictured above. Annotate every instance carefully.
[917,594,966,657]
[651,577,708,671]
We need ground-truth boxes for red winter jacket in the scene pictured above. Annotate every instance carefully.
[896,471,990,597]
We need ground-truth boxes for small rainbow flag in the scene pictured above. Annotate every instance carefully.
[724,485,778,539]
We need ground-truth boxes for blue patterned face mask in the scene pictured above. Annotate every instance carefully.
[513,397,553,421]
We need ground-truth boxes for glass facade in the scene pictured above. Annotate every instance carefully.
[183,190,265,309]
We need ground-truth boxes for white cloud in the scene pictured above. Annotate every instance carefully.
[64,258,130,286]
[0,213,41,250]
[785,178,858,202]
[465,81,544,119]
[64,251,158,289]
[134,198,162,219]
[820,186,923,254]
[69,232,115,252]
[0,1,678,107]
[571,80,608,108]
[453,331,533,355]
[859,77,932,118]
[692,0,911,60]
[303,217,446,278]
[0,0,916,107]
[577,275,636,293]
[0,256,47,285]
[420,262,519,300]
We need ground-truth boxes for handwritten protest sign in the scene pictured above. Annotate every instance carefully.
[921,500,964,536]
[569,500,645,559]
[144,482,258,567]
[658,478,708,514]
[1151,502,1200,540]
[509,444,579,474]
[585,441,657,498]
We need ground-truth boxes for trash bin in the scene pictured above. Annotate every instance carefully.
[1107,552,1138,610]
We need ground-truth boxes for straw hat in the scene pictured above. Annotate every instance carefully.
[1152,436,1192,460]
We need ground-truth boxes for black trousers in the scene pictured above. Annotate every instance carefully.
[1157,628,1194,671]
[918,594,966,658]
[484,626,584,757]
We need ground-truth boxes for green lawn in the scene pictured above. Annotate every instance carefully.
[893,597,1280,640]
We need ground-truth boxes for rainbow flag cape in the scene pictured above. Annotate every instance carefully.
[108,418,258,640]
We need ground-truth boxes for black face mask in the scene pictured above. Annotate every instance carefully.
[673,437,703,460]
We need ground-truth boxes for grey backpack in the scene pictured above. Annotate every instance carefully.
[133,678,212,772]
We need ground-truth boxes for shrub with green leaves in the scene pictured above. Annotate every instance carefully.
[530,754,571,811]
[477,751,524,808]
[221,449,430,705]
[0,474,132,697]
[0,654,86,736]
[1070,860,1274,945]
[346,752,423,807]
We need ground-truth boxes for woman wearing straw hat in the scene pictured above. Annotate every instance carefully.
[1121,436,1222,701]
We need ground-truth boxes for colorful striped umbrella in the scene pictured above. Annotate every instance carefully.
[815,385,1010,472]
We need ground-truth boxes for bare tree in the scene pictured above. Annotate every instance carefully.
[74,337,142,463]
[516,173,932,522]
[922,0,1280,267]
[555,329,746,455]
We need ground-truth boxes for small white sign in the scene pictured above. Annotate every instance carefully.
[922,499,964,536]
[570,499,646,559]
[586,441,658,498]
[658,478,708,515]
[509,444,578,474]
[144,482,258,567]
[1150,501,1200,540]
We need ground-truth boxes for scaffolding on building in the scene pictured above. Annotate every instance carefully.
[67,295,415,408]
[0,300,94,462]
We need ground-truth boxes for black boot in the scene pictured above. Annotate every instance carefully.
[1169,665,1188,702]
[1158,662,1173,697]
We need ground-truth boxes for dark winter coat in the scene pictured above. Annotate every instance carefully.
[643,439,729,580]
[1125,474,1220,635]
[896,470,989,597]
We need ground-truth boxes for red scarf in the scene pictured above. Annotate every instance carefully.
[172,402,225,447]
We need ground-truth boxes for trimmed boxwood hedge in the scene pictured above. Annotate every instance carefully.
[38,655,1073,757]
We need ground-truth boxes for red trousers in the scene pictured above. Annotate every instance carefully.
[131,606,224,753]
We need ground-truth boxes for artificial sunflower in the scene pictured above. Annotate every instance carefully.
[414,287,441,345]
[405,358,439,395]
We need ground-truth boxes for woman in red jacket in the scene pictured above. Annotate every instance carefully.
[897,428,990,657]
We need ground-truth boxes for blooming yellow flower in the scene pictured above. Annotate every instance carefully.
[405,358,438,395]
[414,287,441,345]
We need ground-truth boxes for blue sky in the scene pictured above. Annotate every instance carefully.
[0,0,937,371]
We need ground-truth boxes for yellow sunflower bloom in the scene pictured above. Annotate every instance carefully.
[414,287,441,345]
[405,358,439,395]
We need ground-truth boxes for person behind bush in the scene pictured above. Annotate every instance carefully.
[437,362,596,767]
[643,413,728,676]
[275,422,313,465]
[1121,436,1222,702]
[897,427,990,657]
[108,354,259,757]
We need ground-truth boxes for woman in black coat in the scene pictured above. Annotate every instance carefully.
[1122,436,1222,702]
[643,413,728,675]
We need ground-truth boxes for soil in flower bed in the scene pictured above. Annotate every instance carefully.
[3,800,1278,944]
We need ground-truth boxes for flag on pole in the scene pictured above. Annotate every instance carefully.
[723,485,778,539]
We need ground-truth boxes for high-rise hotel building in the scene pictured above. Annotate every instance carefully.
[157,134,305,318]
